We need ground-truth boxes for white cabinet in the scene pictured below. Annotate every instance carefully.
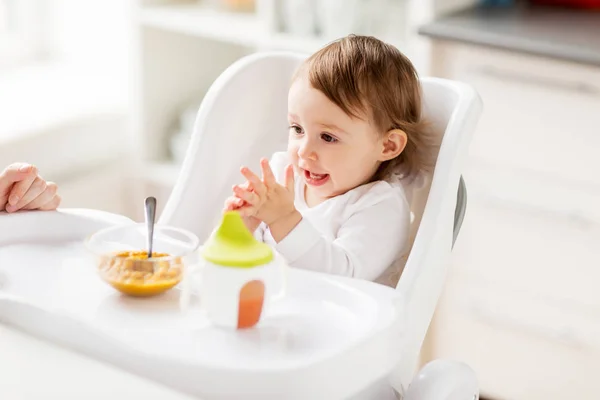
[432,42,600,186]
[423,41,600,400]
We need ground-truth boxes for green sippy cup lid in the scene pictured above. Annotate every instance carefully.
[201,211,273,267]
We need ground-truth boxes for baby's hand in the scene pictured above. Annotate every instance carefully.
[0,163,61,213]
[234,158,296,226]
[223,181,261,233]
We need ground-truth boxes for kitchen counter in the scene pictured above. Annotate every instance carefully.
[418,4,600,66]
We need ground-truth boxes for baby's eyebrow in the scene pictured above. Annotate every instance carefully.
[321,123,347,134]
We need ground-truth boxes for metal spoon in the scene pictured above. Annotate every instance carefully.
[130,196,157,273]
[144,196,157,259]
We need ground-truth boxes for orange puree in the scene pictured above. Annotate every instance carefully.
[98,250,183,297]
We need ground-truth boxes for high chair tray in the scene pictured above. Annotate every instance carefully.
[0,209,403,400]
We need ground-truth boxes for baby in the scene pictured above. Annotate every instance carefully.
[224,35,436,284]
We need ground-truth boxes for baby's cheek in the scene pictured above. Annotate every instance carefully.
[287,147,299,163]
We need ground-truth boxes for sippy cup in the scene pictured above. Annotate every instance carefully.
[200,211,284,329]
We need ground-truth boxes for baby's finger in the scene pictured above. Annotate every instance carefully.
[240,167,266,196]
[233,185,259,206]
[260,158,277,188]
[236,204,257,218]
[240,180,253,191]
[22,182,57,211]
[237,181,255,198]
[224,196,244,211]
[284,164,295,192]
[6,171,39,209]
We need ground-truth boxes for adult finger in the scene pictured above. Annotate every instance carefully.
[7,177,47,212]
[21,181,57,211]
[0,163,35,196]
[38,195,61,211]
[5,166,38,207]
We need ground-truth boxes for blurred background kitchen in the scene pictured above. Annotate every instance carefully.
[1,0,599,398]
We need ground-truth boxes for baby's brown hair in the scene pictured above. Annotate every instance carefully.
[297,35,437,181]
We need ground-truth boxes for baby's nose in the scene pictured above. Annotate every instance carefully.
[298,141,317,161]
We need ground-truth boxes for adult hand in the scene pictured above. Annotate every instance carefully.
[0,163,61,212]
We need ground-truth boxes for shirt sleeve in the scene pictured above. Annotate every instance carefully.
[253,222,266,242]
[274,193,410,281]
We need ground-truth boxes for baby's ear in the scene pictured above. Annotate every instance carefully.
[380,129,407,161]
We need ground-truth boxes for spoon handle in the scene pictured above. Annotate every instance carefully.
[144,196,157,258]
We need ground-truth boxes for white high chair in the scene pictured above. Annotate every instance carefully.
[0,51,482,400]
[159,52,483,398]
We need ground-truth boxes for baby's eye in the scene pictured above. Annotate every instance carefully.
[289,125,303,135]
[321,133,337,143]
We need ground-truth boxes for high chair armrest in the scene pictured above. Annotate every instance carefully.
[403,359,479,400]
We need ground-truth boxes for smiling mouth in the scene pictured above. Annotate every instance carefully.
[303,169,330,186]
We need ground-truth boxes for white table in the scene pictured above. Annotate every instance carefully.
[0,324,197,400]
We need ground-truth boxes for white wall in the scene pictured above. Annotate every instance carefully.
[0,0,135,217]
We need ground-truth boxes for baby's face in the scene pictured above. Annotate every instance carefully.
[287,74,383,205]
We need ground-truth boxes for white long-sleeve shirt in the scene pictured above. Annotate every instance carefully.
[254,152,411,282]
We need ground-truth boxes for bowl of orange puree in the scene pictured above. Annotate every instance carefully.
[86,223,200,297]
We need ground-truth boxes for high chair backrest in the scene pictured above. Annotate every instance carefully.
[391,78,482,388]
[160,52,306,238]
[159,51,482,389]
